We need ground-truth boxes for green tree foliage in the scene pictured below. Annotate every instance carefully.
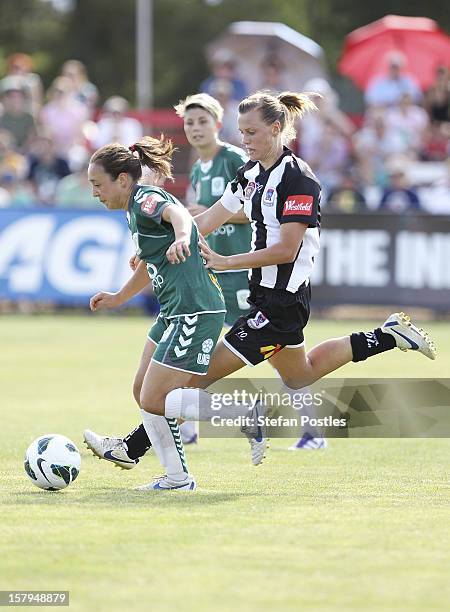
[0,0,448,107]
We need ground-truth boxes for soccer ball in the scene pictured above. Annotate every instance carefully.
[24,434,81,491]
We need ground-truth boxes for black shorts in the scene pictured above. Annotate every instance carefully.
[223,283,311,366]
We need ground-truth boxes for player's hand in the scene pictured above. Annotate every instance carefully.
[90,291,122,311]
[166,238,191,264]
[199,235,228,271]
[187,204,208,217]
[129,254,141,271]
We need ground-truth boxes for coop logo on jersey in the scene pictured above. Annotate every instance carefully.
[263,188,275,206]
[283,195,314,216]
[247,311,270,330]
[147,263,164,288]
[202,338,214,353]
[141,195,158,216]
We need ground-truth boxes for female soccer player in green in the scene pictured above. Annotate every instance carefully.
[87,136,226,490]
[176,93,251,326]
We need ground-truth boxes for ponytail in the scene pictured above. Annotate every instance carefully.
[90,135,175,182]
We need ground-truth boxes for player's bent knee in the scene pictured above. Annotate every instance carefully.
[140,392,165,415]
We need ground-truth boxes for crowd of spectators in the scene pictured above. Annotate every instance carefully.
[200,50,450,214]
[0,50,448,213]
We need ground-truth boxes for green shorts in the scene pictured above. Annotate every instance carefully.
[148,312,225,375]
[216,271,251,326]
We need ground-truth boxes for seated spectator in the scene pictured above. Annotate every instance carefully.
[420,121,450,162]
[306,120,351,194]
[379,166,422,213]
[353,110,408,186]
[299,78,355,164]
[201,49,247,102]
[365,52,421,107]
[207,78,241,146]
[327,171,367,213]
[424,65,450,124]
[60,59,99,118]
[0,129,28,184]
[92,96,143,148]
[385,93,428,154]
[55,151,102,209]
[0,172,35,208]
[258,55,289,93]
[0,53,44,117]
[0,80,36,151]
[27,132,71,207]
[40,76,88,160]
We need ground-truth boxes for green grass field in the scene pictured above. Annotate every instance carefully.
[1,315,449,612]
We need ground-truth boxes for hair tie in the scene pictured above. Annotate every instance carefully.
[129,144,137,153]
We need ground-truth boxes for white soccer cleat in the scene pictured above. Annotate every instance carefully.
[288,432,328,450]
[381,312,436,360]
[135,474,196,491]
[240,402,268,466]
[83,429,138,470]
[248,436,268,466]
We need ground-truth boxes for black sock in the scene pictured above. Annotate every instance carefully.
[350,328,396,362]
[124,424,152,459]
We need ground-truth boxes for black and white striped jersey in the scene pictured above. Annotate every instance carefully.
[221,147,321,293]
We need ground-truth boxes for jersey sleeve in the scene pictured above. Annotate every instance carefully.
[136,192,171,225]
[220,166,245,213]
[279,174,321,226]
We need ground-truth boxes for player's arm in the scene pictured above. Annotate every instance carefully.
[193,199,235,235]
[163,203,193,264]
[200,223,308,270]
[90,260,149,311]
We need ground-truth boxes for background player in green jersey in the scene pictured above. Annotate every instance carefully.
[85,136,225,491]
[173,93,251,444]
[175,93,251,327]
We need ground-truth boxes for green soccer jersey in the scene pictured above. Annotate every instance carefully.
[127,185,225,318]
[190,143,252,263]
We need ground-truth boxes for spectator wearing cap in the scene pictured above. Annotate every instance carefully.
[0,53,44,117]
[0,79,36,151]
[200,50,248,102]
[40,76,88,160]
[92,96,143,149]
[365,52,422,107]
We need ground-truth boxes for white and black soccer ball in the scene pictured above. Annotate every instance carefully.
[24,434,81,490]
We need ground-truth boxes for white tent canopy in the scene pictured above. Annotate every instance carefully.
[207,21,327,94]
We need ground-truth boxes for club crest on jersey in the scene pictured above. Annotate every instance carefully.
[141,195,158,215]
[247,311,270,330]
[263,187,275,206]
[244,181,256,200]
[211,176,225,196]
[283,195,314,216]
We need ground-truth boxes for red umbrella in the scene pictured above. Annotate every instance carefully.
[338,15,450,90]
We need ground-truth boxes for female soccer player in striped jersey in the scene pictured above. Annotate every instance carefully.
[85,91,436,486]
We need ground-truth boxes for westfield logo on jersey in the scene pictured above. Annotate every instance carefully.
[283,195,314,216]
